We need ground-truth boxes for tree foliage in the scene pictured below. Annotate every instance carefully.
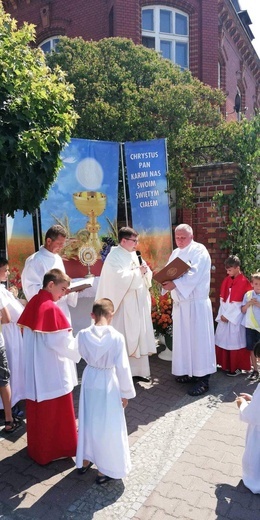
[47,37,225,206]
[212,115,260,276]
[0,4,77,216]
[47,37,260,271]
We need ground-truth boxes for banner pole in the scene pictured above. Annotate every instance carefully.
[120,142,129,226]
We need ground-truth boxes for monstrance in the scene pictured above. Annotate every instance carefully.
[78,245,98,277]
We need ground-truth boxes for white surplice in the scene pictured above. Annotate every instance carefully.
[215,294,246,350]
[76,324,136,479]
[167,240,216,377]
[0,284,25,408]
[22,328,80,402]
[240,384,260,493]
[95,245,157,378]
[21,246,78,322]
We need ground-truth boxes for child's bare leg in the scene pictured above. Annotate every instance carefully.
[250,352,258,371]
[0,384,13,429]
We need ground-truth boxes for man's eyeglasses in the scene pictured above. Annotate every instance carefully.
[125,238,138,243]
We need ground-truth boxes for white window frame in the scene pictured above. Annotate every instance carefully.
[39,36,60,54]
[142,6,189,69]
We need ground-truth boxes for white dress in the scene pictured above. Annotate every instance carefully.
[95,245,157,378]
[240,384,260,493]
[0,284,25,408]
[21,246,78,322]
[76,324,136,479]
[167,240,216,377]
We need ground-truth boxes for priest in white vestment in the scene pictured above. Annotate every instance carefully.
[162,224,216,396]
[21,224,78,323]
[95,227,157,380]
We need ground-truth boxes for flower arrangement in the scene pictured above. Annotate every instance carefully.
[151,284,172,339]
[8,266,26,301]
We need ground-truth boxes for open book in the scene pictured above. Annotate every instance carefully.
[68,276,95,292]
[153,257,190,284]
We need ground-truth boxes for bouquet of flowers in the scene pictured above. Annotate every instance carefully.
[151,285,172,347]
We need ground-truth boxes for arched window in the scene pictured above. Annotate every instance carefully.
[39,37,60,54]
[142,6,189,69]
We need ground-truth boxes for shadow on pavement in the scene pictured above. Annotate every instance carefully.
[215,481,260,520]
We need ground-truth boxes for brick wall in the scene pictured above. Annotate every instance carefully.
[178,162,239,316]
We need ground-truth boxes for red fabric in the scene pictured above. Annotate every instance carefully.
[18,289,71,332]
[26,393,77,465]
[216,345,251,372]
[220,273,252,303]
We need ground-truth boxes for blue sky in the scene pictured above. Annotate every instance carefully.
[239,1,260,57]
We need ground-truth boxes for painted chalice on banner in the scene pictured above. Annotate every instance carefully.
[78,245,98,277]
[73,158,106,255]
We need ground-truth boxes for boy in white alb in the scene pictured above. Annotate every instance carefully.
[18,269,80,465]
[215,255,252,376]
[76,298,136,484]
[236,340,260,494]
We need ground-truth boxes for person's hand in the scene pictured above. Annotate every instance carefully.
[140,265,148,276]
[220,315,228,323]
[162,281,176,291]
[251,298,260,308]
[239,393,252,401]
[236,396,245,408]
[122,398,128,408]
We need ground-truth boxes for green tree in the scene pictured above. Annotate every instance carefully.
[47,36,259,270]
[47,37,225,205]
[0,4,77,216]
[212,115,260,276]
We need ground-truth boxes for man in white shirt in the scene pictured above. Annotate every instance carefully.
[21,224,77,322]
[162,224,216,396]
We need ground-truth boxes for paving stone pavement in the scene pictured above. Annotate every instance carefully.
[0,351,259,520]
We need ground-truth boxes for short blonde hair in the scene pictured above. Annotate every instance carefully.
[251,273,260,282]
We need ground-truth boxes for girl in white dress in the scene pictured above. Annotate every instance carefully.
[76,298,136,484]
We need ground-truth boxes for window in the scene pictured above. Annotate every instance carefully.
[39,37,60,54]
[142,6,189,69]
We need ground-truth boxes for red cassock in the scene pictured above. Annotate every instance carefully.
[18,290,78,465]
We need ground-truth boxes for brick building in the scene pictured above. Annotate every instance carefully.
[2,0,260,311]
[3,0,260,120]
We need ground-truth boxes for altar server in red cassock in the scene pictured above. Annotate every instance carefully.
[18,269,80,465]
[215,255,252,376]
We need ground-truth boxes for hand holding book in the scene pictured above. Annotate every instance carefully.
[153,257,190,285]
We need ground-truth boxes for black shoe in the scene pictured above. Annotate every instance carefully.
[132,376,151,383]
[95,474,113,485]
[77,462,92,474]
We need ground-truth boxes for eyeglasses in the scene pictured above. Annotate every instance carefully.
[125,238,138,243]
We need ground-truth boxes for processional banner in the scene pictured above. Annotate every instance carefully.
[124,138,172,270]
[40,138,120,277]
